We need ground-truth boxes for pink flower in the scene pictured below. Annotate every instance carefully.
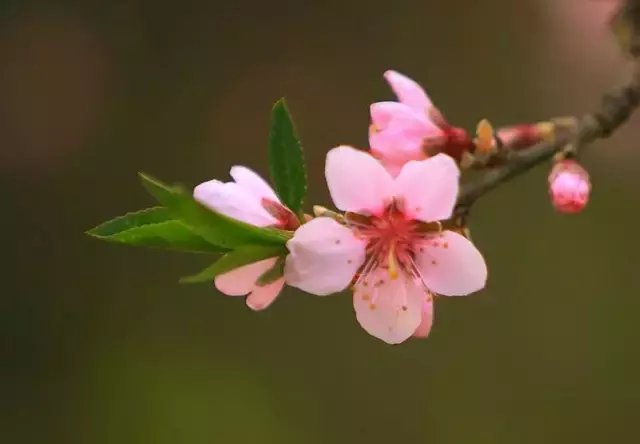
[194,166,297,310]
[369,71,444,176]
[284,147,487,344]
[548,159,591,214]
[369,70,474,175]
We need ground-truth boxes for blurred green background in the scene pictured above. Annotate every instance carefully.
[3,0,640,443]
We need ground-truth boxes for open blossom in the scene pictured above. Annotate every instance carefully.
[548,159,591,214]
[369,70,471,176]
[284,147,487,344]
[194,166,297,310]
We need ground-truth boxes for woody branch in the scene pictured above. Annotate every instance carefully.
[454,0,640,217]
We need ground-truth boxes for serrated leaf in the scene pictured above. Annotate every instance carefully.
[268,98,307,217]
[86,207,228,253]
[179,245,287,284]
[256,255,286,286]
[139,173,292,249]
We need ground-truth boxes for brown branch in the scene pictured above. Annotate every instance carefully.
[456,68,640,213]
[454,8,640,220]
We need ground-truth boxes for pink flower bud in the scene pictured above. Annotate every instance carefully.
[548,160,591,214]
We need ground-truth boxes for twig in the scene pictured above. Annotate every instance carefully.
[457,69,640,212]
[455,32,640,218]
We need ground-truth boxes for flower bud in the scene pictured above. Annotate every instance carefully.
[548,159,591,214]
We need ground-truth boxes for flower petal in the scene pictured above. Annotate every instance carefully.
[413,297,434,338]
[394,153,460,222]
[325,146,395,215]
[246,277,285,311]
[369,126,426,163]
[384,70,433,112]
[371,155,406,179]
[370,102,426,128]
[214,257,278,296]
[353,269,424,344]
[284,217,366,296]
[416,231,487,296]
[229,165,280,203]
[371,101,439,134]
[194,180,277,227]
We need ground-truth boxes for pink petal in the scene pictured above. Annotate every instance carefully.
[369,103,438,167]
[371,102,439,134]
[373,157,406,179]
[194,180,277,227]
[369,126,426,163]
[415,230,487,296]
[383,70,433,112]
[325,146,395,215]
[214,257,278,296]
[229,165,280,203]
[370,102,425,128]
[413,298,434,338]
[371,101,403,128]
[352,268,424,344]
[394,153,460,222]
[284,217,366,296]
[246,277,285,311]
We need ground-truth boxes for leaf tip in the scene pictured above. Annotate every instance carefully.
[138,171,156,184]
[272,97,289,112]
[85,222,107,238]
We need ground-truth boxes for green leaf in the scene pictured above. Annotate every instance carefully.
[256,255,286,286]
[268,98,307,217]
[179,245,287,284]
[139,173,292,249]
[86,207,228,254]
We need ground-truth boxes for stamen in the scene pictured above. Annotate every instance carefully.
[353,240,385,288]
[406,254,429,291]
[387,244,398,280]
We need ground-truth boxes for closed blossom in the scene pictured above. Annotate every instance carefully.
[194,166,297,310]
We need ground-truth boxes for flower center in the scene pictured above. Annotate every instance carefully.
[346,199,442,285]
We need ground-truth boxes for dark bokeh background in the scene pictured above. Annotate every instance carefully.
[3,0,640,443]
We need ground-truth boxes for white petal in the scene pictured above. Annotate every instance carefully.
[284,218,366,296]
[194,180,277,227]
[325,146,395,215]
[394,153,460,222]
[229,165,280,203]
[415,231,487,296]
[353,269,424,344]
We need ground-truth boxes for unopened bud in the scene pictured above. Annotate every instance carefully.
[548,160,591,214]
[474,119,496,153]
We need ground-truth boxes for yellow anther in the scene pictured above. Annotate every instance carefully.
[387,246,398,280]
